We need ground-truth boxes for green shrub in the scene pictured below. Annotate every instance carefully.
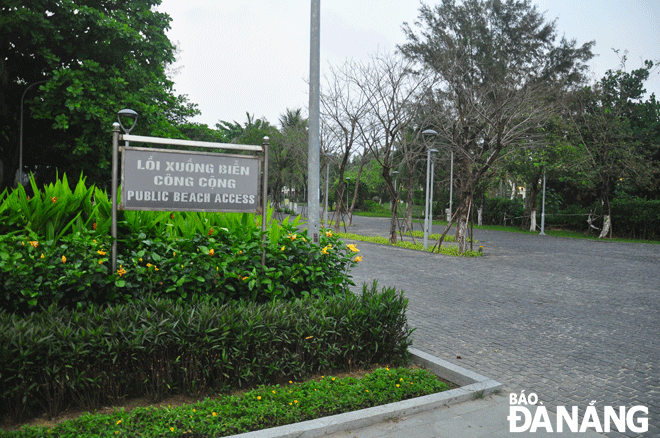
[482,197,525,226]
[0,222,359,313]
[0,281,413,422]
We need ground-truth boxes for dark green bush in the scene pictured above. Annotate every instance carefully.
[0,281,413,423]
[611,198,660,240]
[482,197,525,226]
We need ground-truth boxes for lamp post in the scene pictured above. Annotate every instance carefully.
[422,129,438,249]
[19,80,48,187]
[448,149,454,221]
[117,108,138,146]
[539,169,547,235]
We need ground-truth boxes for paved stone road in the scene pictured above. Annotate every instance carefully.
[343,216,660,437]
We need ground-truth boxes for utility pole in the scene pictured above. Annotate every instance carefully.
[308,0,321,243]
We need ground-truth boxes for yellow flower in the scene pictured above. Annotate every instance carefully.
[239,250,243,254]
[193,409,196,412]
[116,419,122,425]
[354,256,363,262]
[288,233,297,240]
[212,412,217,417]
[117,265,127,277]
[289,380,293,384]
[147,263,152,268]
[326,230,333,237]
[114,432,119,435]
[257,396,261,400]
[331,377,335,381]
[154,266,159,271]
[173,252,176,257]
[400,378,404,381]
[97,250,106,256]
[396,384,400,387]
[346,243,359,253]
[99,260,103,265]
[61,255,66,263]
[139,258,143,262]
[51,197,58,203]
[170,427,174,432]
[281,246,285,251]
[272,390,276,394]
[294,400,298,404]
[208,248,214,256]
[29,241,39,248]
[40,253,45,259]
[289,402,292,406]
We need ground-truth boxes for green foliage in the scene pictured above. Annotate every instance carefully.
[481,197,525,226]
[1,367,447,437]
[1,0,199,190]
[610,198,660,240]
[0,281,413,422]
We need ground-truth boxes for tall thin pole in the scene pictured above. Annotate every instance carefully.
[19,80,47,187]
[449,150,453,221]
[111,123,120,272]
[324,161,329,225]
[262,137,270,266]
[423,149,431,249]
[539,169,546,236]
[429,159,435,238]
[308,0,321,243]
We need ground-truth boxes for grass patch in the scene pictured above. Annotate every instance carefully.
[337,233,482,257]
[2,367,449,437]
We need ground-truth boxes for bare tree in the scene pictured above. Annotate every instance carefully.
[352,52,433,243]
[400,0,594,253]
[321,60,370,231]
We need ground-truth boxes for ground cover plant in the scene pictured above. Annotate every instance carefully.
[0,367,449,437]
[337,232,482,257]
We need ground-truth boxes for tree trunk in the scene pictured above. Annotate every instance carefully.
[530,209,537,232]
[478,206,483,226]
[455,194,472,254]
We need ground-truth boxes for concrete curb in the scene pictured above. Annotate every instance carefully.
[227,347,503,438]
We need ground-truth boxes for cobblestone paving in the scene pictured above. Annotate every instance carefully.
[345,216,660,437]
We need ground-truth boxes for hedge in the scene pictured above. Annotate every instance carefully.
[0,281,413,423]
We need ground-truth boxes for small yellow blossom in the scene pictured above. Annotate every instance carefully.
[29,241,39,248]
[346,243,359,253]
[61,255,66,263]
[97,250,106,256]
[257,396,261,400]
[116,419,122,425]
[396,384,400,387]
[212,412,217,417]
[99,260,103,265]
[139,258,143,262]
[51,197,57,203]
[170,427,174,432]
[173,252,176,257]
[326,230,333,237]
[294,400,298,404]
[272,390,276,394]
[289,380,293,384]
[92,222,97,230]
[281,246,286,251]
[117,265,127,277]
[354,256,363,262]
[400,378,404,381]
[209,248,214,256]
[40,253,45,259]
[147,263,152,268]
[331,377,335,381]
[288,233,297,240]
[193,409,196,413]
[239,250,243,254]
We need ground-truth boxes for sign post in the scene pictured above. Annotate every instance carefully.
[111,129,267,271]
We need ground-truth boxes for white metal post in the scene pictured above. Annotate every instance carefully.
[111,123,120,272]
[423,149,431,249]
[540,169,546,235]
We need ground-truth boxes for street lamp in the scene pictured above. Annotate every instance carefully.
[422,129,438,249]
[19,80,48,187]
[117,108,138,147]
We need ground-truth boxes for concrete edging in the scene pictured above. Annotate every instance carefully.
[227,347,503,438]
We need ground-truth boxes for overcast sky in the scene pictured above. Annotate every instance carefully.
[157,0,660,129]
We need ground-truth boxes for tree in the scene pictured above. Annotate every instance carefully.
[567,60,658,237]
[0,0,198,191]
[400,0,594,253]
[320,59,370,230]
[354,53,432,243]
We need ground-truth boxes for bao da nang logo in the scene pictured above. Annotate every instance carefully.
[507,391,648,433]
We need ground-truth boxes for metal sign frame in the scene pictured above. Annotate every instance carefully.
[120,146,261,213]
[111,123,269,271]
